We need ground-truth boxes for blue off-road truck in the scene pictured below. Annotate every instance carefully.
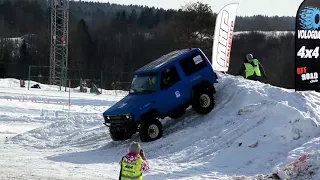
[103,48,218,142]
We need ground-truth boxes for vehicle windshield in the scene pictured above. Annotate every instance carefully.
[130,74,158,93]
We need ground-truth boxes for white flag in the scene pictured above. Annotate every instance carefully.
[211,2,239,72]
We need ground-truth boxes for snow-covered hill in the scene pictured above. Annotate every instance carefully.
[0,74,319,180]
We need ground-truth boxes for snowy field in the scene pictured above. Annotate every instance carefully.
[0,74,319,180]
[233,31,294,37]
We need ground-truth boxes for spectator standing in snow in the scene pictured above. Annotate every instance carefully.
[237,54,267,82]
[119,142,149,180]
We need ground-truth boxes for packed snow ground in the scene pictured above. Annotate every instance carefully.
[0,75,319,180]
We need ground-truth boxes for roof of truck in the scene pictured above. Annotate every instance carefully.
[135,48,199,73]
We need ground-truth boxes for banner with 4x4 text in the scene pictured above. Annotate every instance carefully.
[295,0,320,91]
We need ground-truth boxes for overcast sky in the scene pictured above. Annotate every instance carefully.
[79,0,304,16]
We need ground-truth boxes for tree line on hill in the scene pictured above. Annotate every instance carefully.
[0,0,296,89]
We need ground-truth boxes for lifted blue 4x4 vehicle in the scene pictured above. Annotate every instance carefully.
[103,48,218,142]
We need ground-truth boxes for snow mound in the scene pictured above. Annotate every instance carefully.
[10,115,110,149]
[8,74,320,179]
[275,150,320,180]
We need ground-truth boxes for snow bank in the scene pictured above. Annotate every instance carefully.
[313,168,320,180]
[234,30,294,37]
[4,75,320,179]
[0,78,128,97]
[11,115,110,149]
[275,150,320,180]
[142,74,320,178]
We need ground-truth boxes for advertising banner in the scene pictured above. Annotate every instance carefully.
[211,2,239,72]
[295,0,320,91]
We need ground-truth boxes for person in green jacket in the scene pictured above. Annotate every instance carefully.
[237,54,267,82]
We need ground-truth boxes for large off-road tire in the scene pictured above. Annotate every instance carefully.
[169,108,186,119]
[139,119,163,142]
[109,125,133,141]
[192,88,215,114]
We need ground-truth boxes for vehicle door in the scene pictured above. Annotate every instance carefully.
[157,65,189,115]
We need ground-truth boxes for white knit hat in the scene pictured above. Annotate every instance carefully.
[129,141,141,154]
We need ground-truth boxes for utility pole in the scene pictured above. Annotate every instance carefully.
[49,0,69,90]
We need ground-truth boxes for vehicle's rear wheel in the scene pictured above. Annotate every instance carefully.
[139,118,163,142]
[109,125,133,141]
[192,88,215,114]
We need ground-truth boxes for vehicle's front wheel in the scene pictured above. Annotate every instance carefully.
[139,119,163,142]
[192,88,215,114]
[109,125,133,141]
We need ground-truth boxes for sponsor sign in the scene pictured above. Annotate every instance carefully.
[295,0,320,91]
[211,2,239,72]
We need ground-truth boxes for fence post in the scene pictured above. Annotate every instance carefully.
[28,65,31,90]
[100,70,103,93]
[65,68,68,92]
[59,53,65,91]
[68,79,71,118]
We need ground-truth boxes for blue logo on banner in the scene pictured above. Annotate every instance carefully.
[299,6,320,30]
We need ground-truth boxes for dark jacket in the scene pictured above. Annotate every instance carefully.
[237,59,267,81]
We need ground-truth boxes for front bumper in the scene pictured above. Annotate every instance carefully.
[103,114,137,132]
[103,113,133,126]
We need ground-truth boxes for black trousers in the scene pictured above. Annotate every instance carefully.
[247,75,261,82]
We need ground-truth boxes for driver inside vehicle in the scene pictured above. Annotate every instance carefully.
[162,68,171,87]
[148,76,157,89]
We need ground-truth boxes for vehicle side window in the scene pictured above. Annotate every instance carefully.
[179,52,207,76]
[161,66,180,90]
